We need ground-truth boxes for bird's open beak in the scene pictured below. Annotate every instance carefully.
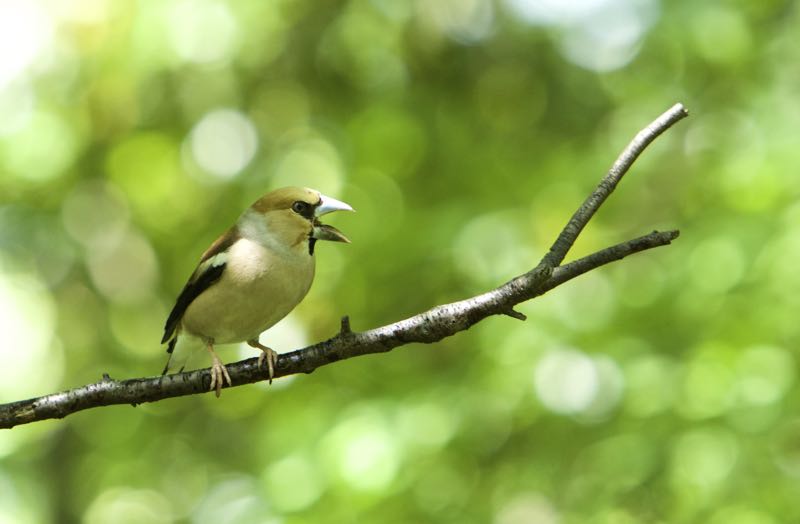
[313,193,354,243]
[315,194,353,216]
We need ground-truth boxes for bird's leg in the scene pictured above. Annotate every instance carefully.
[247,340,278,384]
[205,340,231,397]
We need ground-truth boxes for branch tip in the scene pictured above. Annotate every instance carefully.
[503,308,527,321]
[673,102,688,117]
[541,102,688,268]
[339,315,352,335]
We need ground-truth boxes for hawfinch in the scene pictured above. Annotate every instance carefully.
[161,187,353,396]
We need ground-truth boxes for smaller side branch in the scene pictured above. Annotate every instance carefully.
[542,103,688,268]
[539,229,679,293]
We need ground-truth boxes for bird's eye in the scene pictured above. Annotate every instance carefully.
[292,201,310,214]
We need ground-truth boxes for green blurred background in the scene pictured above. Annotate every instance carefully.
[1,0,798,522]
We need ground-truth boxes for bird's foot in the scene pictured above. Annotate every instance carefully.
[207,349,232,397]
[248,340,278,384]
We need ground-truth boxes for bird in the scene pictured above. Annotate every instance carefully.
[161,186,353,396]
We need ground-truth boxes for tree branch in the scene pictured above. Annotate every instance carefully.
[541,103,688,267]
[0,103,689,429]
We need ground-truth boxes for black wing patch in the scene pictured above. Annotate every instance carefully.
[161,261,226,345]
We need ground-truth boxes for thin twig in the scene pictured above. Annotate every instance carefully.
[541,103,688,268]
[0,104,688,429]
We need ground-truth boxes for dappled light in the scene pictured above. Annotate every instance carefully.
[0,0,798,521]
[188,109,259,180]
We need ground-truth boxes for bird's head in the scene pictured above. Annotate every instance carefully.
[242,186,353,253]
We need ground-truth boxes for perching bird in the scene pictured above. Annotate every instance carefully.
[161,187,353,396]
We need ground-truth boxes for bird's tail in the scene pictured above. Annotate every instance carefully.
[161,336,178,375]
[161,333,200,375]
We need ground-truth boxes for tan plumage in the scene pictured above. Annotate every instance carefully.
[162,187,353,396]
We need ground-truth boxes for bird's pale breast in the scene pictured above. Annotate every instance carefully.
[181,237,315,344]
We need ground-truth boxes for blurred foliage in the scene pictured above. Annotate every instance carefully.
[1,0,799,522]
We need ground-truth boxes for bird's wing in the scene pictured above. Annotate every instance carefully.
[161,228,240,345]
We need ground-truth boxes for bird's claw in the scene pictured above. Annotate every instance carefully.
[209,355,232,397]
[257,347,278,384]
